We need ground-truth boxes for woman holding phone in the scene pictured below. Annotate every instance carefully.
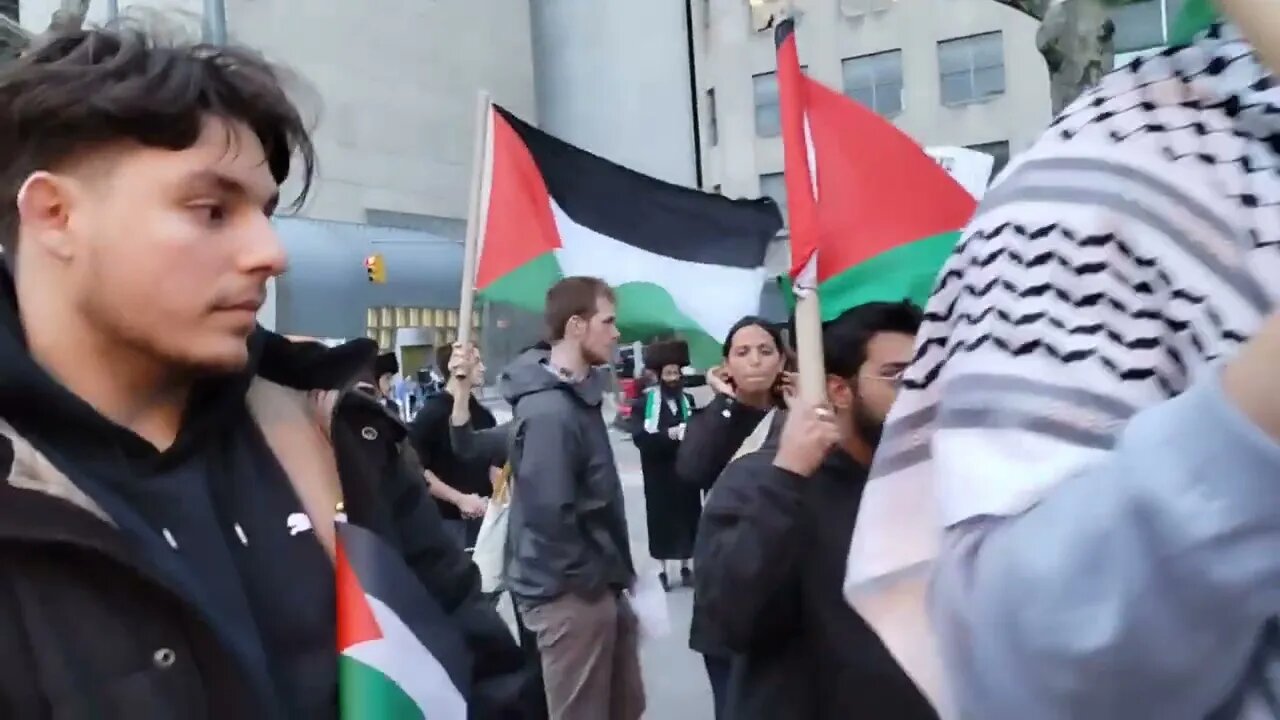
[677,315,791,720]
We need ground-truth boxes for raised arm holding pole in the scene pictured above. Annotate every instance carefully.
[451,89,494,427]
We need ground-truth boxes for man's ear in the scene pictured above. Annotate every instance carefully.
[826,374,854,411]
[15,171,76,262]
[565,315,584,339]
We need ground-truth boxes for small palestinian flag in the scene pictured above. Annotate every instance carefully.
[337,522,471,719]
[475,105,783,368]
[774,17,976,320]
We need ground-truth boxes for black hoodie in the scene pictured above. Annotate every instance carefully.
[0,272,526,718]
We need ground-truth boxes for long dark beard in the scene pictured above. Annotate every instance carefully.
[661,380,684,398]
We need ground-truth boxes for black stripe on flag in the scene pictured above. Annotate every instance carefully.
[774,15,795,49]
[337,521,472,697]
[494,106,782,269]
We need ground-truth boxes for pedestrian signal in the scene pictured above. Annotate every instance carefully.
[365,253,386,284]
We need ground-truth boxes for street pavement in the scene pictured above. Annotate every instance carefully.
[486,401,717,719]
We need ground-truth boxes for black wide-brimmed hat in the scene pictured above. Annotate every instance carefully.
[375,352,399,378]
[644,339,689,372]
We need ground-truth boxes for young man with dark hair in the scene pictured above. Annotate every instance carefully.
[0,26,523,718]
[450,276,645,720]
[408,343,496,547]
[693,301,935,719]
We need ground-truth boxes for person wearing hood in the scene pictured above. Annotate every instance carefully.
[0,26,525,719]
[449,277,644,720]
[843,2,1280,719]
[629,339,701,591]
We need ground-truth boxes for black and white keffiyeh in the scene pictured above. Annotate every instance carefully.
[844,22,1280,716]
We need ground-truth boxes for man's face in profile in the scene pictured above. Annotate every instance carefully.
[55,116,287,372]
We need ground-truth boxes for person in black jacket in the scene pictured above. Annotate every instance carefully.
[408,344,496,549]
[675,316,789,718]
[677,317,791,493]
[0,26,523,719]
[629,340,701,591]
[693,301,935,720]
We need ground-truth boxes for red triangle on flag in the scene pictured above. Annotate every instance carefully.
[803,78,976,285]
[475,108,563,292]
[336,534,383,652]
[774,16,976,287]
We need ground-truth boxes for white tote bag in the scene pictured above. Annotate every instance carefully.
[473,462,512,594]
[472,498,509,594]
[625,557,672,640]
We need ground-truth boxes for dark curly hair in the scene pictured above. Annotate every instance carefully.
[0,23,316,256]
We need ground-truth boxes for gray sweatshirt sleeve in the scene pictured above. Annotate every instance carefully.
[933,373,1280,720]
[449,420,512,468]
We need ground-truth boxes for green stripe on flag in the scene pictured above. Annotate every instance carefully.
[779,231,959,322]
[477,252,564,314]
[1169,0,1216,44]
[611,282,723,369]
[816,231,958,321]
[339,655,425,720]
[479,263,725,369]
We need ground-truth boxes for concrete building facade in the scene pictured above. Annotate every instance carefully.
[18,0,538,236]
[693,0,1053,272]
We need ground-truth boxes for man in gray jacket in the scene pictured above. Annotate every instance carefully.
[450,276,643,720]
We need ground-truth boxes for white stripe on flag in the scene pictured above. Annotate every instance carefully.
[793,110,820,295]
[344,594,468,720]
[550,199,767,343]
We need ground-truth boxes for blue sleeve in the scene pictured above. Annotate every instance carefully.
[932,373,1280,719]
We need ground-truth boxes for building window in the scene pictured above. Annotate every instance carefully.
[760,173,788,227]
[0,0,16,21]
[701,0,711,29]
[967,141,1011,178]
[707,88,719,146]
[366,305,482,353]
[1111,0,1184,54]
[754,72,780,138]
[1112,0,1164,52]
[842,50,904,117]
[753,67,805,138]
[938,32,1006,106]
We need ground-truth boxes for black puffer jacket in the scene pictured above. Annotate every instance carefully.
[0,281,525,718]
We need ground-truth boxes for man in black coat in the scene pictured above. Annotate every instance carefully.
[408,344,496,549]
[629,340,701,591]
[0,26,522,719]
[693,302,936,720]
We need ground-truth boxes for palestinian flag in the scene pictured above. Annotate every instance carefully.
[475,105,782,368]
[774,18,977,320]
[337,522,471,719]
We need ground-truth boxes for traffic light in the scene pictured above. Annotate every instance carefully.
[365,253,386,284]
